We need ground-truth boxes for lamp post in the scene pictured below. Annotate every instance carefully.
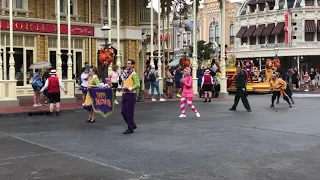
[101,24,111,80]
[150,0,155,67]
[219,0,228,98]
[116,0,121,67]
[9,0,15,80]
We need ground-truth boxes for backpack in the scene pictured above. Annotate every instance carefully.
[149,72,156,82]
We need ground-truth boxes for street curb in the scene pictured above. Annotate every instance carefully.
[0,98,232,117]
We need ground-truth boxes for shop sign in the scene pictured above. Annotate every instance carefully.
[0,20,94,36]
[260,43,292,49]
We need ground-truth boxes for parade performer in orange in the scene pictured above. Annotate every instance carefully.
[270,74,292,108]
[265,59,273,83]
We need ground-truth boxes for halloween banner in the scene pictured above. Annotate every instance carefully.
[88,88,115,118]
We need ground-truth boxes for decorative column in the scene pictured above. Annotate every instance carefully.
[219,0,228,98]
[64,0,75,100]
[192,0,198,94]
[9,0,15,81]
[108,0,112,75]
[116,0,121,67]
[157,0,163,96]
[56,0,62,78]
[150,0,155,67]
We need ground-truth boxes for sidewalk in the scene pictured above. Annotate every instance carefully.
[0,95,232,117]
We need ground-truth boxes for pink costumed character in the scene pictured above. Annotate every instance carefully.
[179,67,200,118]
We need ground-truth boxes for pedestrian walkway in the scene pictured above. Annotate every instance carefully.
[0,96,232,116]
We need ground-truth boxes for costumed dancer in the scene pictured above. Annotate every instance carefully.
[229,66,252,112]
[276,73,294,104]
[83,67,100,123]
[270,74,292,108]
[40,70,67,116]
[121,59,140,134]
[245,60,254,83]
[179,67,200,118]
[201,69,214,102]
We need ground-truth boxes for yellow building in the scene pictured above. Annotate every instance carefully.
[0,0,151,106]
[199,0,240,49]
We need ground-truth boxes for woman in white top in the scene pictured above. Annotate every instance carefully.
[80,67,89,105]
[109,65,120,104]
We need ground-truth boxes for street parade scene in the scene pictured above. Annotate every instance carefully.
[2,0,320,179]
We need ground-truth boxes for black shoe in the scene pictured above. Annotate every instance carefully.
[276,101,279,104]
[203,99,207,102]
[270,104,274,107]
[48,112,53,116]
[123,129,134,134]
[292,100,295,104]
[247,109,252,112]
[208,99,211,102]
[89,119,96,123]
[229,108,236,111]
[133,124,137,129]
[56,112,60,116]
[86,118,91,123]
[289,105,292,108]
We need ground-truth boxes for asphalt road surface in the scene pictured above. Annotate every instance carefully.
[1,95,320,180]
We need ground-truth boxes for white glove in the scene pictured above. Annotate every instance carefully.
[128,87,133,91]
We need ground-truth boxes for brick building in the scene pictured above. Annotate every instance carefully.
[0,0,151,101]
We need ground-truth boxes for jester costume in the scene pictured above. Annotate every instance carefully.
[121,69,140,134]
[83,75,100,111]
[270,77,292,108]
[245,61,254,83]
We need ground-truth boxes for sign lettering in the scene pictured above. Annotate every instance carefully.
[0,20,94,36]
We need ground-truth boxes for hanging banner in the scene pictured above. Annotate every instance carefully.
[88,88,115,118]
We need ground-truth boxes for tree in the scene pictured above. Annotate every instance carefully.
[189,40,215,64]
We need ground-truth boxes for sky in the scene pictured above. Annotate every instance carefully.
[151,0,244,12]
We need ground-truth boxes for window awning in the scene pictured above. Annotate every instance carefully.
[271,22,285,35]
[243,26,256,37]
[261,23,275,36]
[248,0,266,4]
[305,20,316,32]
[236,27,248,38]
[252,24,265,36]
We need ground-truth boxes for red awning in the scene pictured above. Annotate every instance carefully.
[305,20,316,32]
[243,25,256,37]
[236,27,248,38]
[252,24,265,36]
[271,22,285,35]
[261,23,275,36]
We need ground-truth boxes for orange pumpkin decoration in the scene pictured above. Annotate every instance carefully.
[99,47,114,66]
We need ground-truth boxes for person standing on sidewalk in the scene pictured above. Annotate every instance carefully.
[109,65,120,104]
[174,66,183,98]
[40,70,67,116]
[201,69,214,102]
[229,66,251,112]
[80,67,89,106]
[121,60,140,134]
[42,68,51,106]
[179,67,200,118]
[149,65,166,102]
[143,66,151,99]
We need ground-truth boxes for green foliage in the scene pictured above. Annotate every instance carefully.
[197,40,215,61]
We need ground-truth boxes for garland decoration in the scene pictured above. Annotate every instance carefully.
[99,47,114,66]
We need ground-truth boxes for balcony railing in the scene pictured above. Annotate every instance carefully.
[140,8,157,24]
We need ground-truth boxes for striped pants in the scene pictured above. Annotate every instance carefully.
[180,97,198,115]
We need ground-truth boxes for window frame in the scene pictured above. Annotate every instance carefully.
[215,23,219,43]
[54,0,78,16]
[1,0,29,14]
[278,34,285,43]
[209,22,214,43]
[101,0,117,20]
[230,24,234,44]
[268,35,275,43]
[259,36,265,44]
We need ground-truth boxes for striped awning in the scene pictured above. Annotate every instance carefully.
[252,24,266,36]
[271,22,285,35]
[243,26,256,37]
[248,0,266,4]
[261,23,275,36]
[305,20,316,32]
[236,27,248,38]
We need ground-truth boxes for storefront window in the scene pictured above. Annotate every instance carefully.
[317,32,320,41]
[268,2,275,10]
[259,3,265,11]
[268,35,275,43]
[50,51,56,70]
[305,0,314,6]
[241,37,247,45]
[6,48,23,86]
[278,34,285,43]
[76,52,82,78]
[26,50,33,85]
[305,32,314,41]
[259,36,266,44]
[250,36,256,45]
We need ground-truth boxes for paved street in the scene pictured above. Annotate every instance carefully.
[1,95,320,180]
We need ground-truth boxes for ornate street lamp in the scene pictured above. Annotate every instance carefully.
[101,24,111,48]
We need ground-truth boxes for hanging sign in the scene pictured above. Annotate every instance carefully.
[0,20,94,36]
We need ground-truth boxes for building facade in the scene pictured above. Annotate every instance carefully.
[199,0,240,49]
[233,0,320,73]
[0,0,152,106]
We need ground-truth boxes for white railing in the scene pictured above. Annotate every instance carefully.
[139,8,157,24]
